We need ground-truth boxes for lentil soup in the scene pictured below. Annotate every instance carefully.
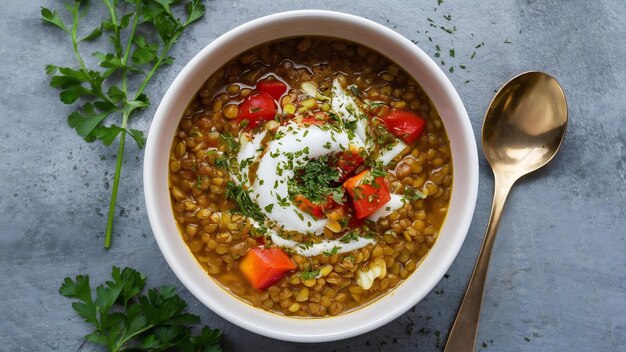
[168,37,452,317]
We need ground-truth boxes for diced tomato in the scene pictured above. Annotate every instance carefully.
[333,147,365,181]
[239,247,296,290]
[237,91,277,128]
[256,78,287,100]
[343,170,391,219]
[293,193,341,219]
[380,110,426,143]
[293,195,325,219]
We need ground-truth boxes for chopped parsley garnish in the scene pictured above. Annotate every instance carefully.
[264,204,274,212]
[366,101,385,108]
[219,132,239,153]
[215,155,229,169]
[370,166,388,178]
[323,246,341,256]
[287,155,344,205]
[361,167,386,188]
[298,241,314,250]
[348,85,361,97]
[293,146,310,158]
[372,122,396,147]
[299,270,319,280]
[225,182,264,222]
[239,156,254,169]
[274,130,286,140]
[277,195,290,207]
[402,187,427,203]
[340,232,360,243]
[250,225,267,237]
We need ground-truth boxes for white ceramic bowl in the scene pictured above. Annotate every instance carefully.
[144,10,478,343]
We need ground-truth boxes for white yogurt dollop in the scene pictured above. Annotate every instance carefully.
[248,123,363,235]
[270,231,375,257]
[366,194,405,222]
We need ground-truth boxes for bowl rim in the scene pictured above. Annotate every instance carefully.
[144,9,478,343]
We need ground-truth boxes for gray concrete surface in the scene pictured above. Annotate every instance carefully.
[1,1,625,351]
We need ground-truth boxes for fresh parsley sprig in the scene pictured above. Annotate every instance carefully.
[60,267,222,352]
[41,0,205,248]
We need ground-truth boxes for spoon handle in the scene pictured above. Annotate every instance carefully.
[444,173,514,352]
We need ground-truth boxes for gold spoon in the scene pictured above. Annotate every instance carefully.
[444,71,568,352]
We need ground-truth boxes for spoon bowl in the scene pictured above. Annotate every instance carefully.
[445,71,567,351]
[483,72,568,179]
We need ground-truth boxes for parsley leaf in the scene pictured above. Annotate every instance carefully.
[339,232,360,243]
[59,267,222,352]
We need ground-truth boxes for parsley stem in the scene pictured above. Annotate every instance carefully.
[103,2,141,248]
[105,17,174,248]
[121,2,141,94]
[103,0,123,57]
[104,110,129,249]
[113,323,156,351]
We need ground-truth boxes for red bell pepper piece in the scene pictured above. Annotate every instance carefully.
[343,170,391,219]
[293,192,343,219]
[380,110,426,143]
[237,91,277,128]
[256,78,287,100]
[293,195,325,219]
[239,247,296,290]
